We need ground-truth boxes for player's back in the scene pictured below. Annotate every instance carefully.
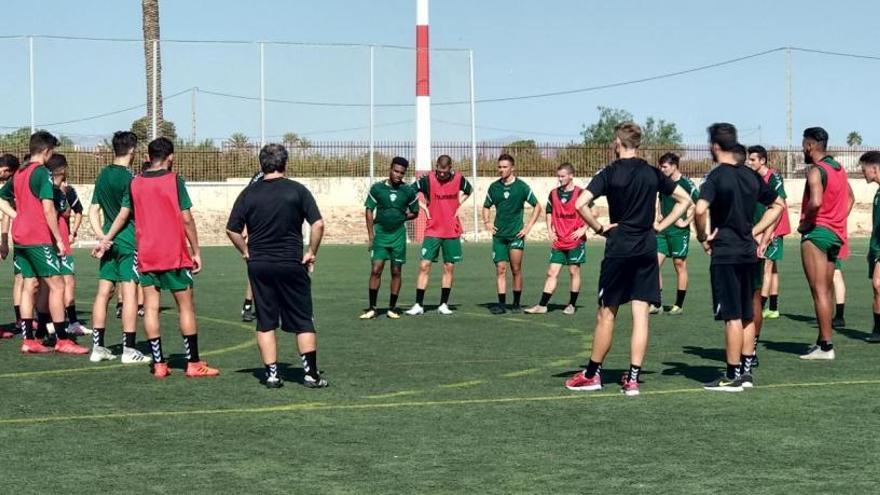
[93,165,132,218]
[588,158,674,257]
[703,164,766,263]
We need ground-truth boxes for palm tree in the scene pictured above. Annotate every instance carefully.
[846,131,863,147]
[142,0,164,138]
[227,133,251,151]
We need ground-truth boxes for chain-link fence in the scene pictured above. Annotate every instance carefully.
[0,142,874,183]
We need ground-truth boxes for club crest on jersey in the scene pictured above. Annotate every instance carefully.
[503,191,510,199]
[390,192,398,202]
[561,197,568,203]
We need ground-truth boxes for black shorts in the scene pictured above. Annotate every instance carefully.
[247,261,315,334]
[710,263,756,322]
[597,253,660,307]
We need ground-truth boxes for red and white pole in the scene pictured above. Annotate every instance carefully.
[415,0,431,172]
[414,0,431,242]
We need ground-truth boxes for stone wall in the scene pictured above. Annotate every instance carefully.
[69,176,879,247]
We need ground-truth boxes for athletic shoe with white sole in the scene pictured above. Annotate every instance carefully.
[763,309,780,319]
[359,309,377,320]
[867,331,880,343]
[66,321,91,337]
[386,308,401,319]
[620,375,640,396]
[405,304,425,316]
[799,345,835,360]
[437,303,454,315]
[121,347,151,364]
[524,305,547,314]
[265,376,284,389]
[565,371,602,391]
[303,374,329,388]
[562,304,576,315]
[649,305,663,315]
[666,305,683,315]
[89,345,117,363]
[740,373,754,388]
[704,376,744,392]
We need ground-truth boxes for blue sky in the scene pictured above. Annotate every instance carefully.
[1,0,879,146]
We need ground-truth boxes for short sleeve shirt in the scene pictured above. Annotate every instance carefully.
[699,163,778,264]
[660,175,699,236]
[365,181,419,232]
[586,158,677,257]
[483,178,538,238]
[227,177,322,263]
[92,164,137,251]
[413,172,473,197]
[0,163,54,203]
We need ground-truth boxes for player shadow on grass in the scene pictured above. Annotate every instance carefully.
[235,363,308,385]
[660,362,720,383]
[782,313,872,341]
[760,340,811,355]
[681,345,726,362]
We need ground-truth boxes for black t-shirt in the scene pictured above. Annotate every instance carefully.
[586,157,677,257]
[65,186,83,214]
[226,177,322,263]
[699,163,778,265]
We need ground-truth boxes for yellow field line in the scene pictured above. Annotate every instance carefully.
[438,379,486,389]
[501,368,541,378]
[3,378,880,425]
[363,390,422,399]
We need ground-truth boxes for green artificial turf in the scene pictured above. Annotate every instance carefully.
[1,241,879,494]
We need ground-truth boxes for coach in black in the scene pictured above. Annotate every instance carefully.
[695,123,782,392]
[226,143,327,389]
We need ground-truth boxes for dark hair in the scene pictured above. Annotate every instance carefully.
[46,153,68,172]
[860,151,880,166]
[498,153,515,165]
[112,131,139,157]
[147,137,175,163]
[0,154,21,173]
[747,145,768,161]
[803,127,829,150]
[259,143,288,174]
[658,152,679,167]
[707,123,738,152]
[732,144,747,164]
[29,130,60,155]
[391,156,409,169]
[557,162,574,174]
[436,155,452,167]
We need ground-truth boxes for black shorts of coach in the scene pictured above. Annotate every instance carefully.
[247,261,315,333]
[597,253,661,307]
[710,263,755,322]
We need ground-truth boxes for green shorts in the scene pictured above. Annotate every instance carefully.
[549,243,586,265]
[765,237,784,262]
[801,226,842,262]
[59,254,75,276]
[371,226,407,265]
[754,259,765,291]
[835,259,844,270]
[420,237,462,264]
[492,236,524,264]
[140,268,193,292]
[99,245,139,283]
[657,232,690,259]
[13,245,62,278]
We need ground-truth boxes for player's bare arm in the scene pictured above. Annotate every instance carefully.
[518,201,542,239]
[0,214,9,260]
[0,198,16,220]
[226,228,249,260]
[575,190,614,235]
[182,209,202,274]
[303,218,325,270]
[798,166,824,232]
[88,203,104,242]
[481,206,496,234]
[364,208,375,249]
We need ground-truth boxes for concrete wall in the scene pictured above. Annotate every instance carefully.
[70,176,878,247]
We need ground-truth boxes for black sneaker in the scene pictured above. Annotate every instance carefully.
[740,373,754,388]
[241,306,256,322]
[703,376,744,392]
[137,305,145,318]
[867,331,880,343]
[303,374,329,388]
[832,316,846,329]
[509,304,523,314]
[265,376,283,389]
[489,304,507,315]
[115,306,122,319]
[752,352,759,367]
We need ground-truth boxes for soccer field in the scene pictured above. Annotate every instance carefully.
[1,240,879,494]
